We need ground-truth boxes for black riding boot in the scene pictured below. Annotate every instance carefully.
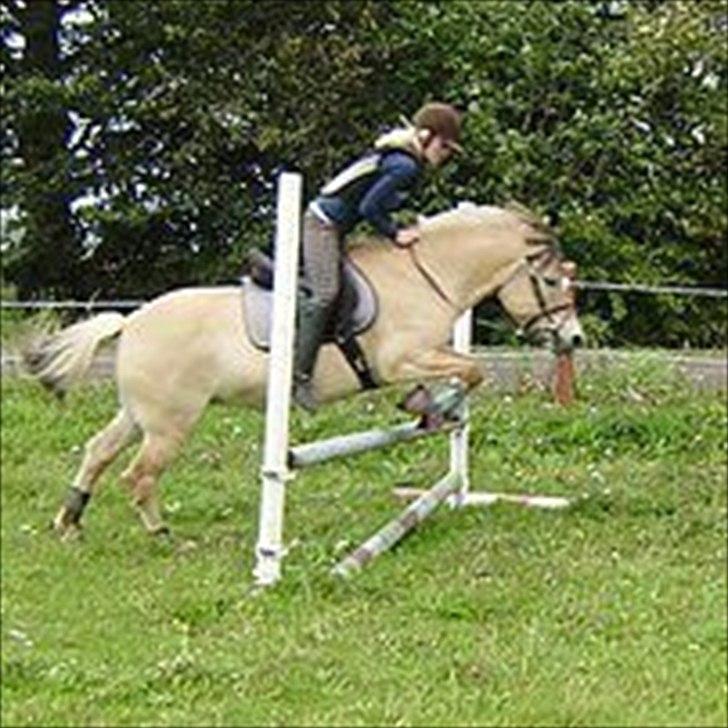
[292,297,329,412]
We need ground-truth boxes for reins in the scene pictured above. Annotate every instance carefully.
[407,245,456,309]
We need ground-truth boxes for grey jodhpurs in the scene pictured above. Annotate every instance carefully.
[302,209,342,308]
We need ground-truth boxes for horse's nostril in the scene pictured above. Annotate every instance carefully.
[572,334,584,348]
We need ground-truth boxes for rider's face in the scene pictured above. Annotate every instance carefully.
[423,134,455,167]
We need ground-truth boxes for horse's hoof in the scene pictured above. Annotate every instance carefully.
[51,508,83,540]
[51,521,83,542]
[398,384,433,415]
[151,525,172,538]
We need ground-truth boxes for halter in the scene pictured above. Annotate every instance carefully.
[495,248,574,338]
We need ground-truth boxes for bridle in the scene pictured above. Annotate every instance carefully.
[495,248,574,339]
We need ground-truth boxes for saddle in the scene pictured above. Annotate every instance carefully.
[241,250,379,388]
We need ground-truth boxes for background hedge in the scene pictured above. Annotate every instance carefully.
[2,0,726,346]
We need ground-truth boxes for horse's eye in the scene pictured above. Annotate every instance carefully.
[543,277,559,287]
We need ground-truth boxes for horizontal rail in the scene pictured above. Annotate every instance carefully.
[288,419,462,469]
[574,281,727,298]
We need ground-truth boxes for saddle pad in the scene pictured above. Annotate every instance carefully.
[242,261,378,351]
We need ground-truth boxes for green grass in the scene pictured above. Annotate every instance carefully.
[1,364,726,727]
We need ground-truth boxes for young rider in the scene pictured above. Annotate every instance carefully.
[293,101,463,411]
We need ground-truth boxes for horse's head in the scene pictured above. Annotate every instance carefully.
[400,203,584,350]
[488,203,583,352]
[417,202,584,352]
[494,246,584,351]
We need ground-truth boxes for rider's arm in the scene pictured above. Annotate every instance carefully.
[358,153,420,240]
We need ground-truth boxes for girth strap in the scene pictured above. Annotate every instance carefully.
[335,332,378,390]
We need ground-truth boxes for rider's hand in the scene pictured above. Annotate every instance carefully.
[394,227,419,248]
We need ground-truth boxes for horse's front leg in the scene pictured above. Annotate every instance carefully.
[388,347,485,427]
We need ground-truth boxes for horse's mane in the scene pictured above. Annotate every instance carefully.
[348,200,556,250]
[502,201,557,244]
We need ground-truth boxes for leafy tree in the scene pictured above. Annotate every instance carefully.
[2,0,79,298]
[1,0,725,346]
[375,0,726,346]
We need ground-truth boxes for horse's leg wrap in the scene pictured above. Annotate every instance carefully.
[428,379,467,420]
[400,379,467,430]
[63,487,91,525]
[399,384,434,415]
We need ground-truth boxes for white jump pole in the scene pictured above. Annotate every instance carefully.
[332,472,460,576]
[337,307,574,577]
[254,187,573,584]
[288,419,462,469]
[253,171,302,587]
[446,309,571,510]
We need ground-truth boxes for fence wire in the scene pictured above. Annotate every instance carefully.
[1,280,726,311]
[574,281,727,298]
[0,300,145,310]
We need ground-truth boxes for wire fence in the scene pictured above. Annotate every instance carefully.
[0,280,725,311]
[573,281,727,298]
[0,300,145,310]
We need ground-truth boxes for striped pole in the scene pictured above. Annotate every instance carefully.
[333,472,461,577]
[393,488,572,509]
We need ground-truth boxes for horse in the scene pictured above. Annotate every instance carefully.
[22,202,584,539]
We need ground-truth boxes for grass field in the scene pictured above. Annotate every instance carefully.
[1,360,726,727]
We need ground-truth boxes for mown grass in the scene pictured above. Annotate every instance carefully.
[1,361,726,727]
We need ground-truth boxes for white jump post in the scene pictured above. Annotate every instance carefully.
[253,171,302,587]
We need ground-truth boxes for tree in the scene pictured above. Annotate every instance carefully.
[2,0,80,298]
[2,0,725,346]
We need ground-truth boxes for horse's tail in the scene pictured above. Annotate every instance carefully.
[21,312,126,396]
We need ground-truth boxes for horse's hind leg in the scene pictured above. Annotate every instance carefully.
[54,407,139,538]
[120,431,184,535]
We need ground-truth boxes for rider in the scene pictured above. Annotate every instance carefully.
[293,101,463,411]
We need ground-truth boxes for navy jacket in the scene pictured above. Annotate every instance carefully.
[313,149,422,239]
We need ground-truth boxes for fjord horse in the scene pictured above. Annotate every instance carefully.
[23,203,583,537]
